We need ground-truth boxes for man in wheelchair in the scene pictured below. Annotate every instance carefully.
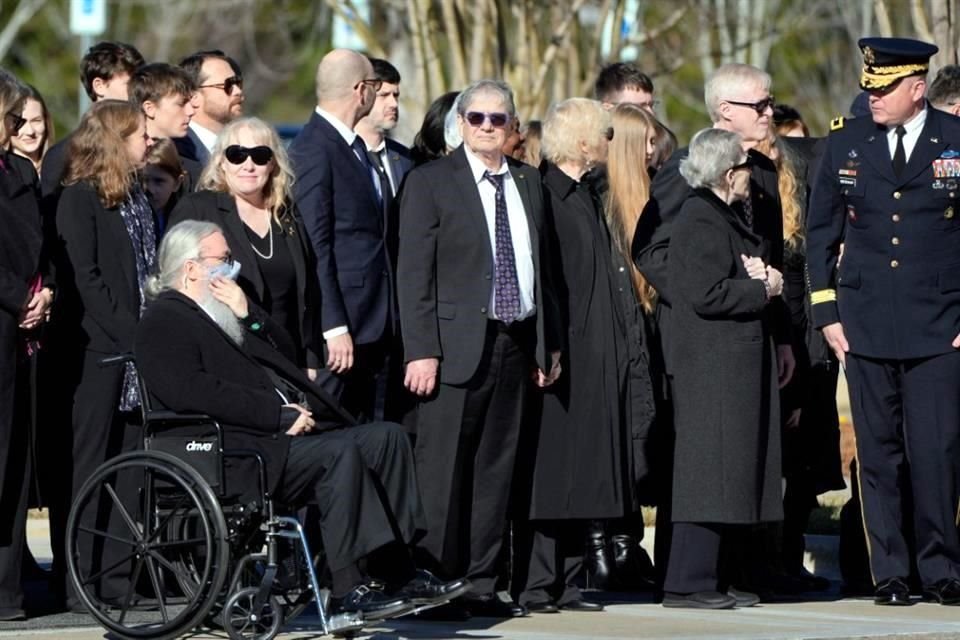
[134,220,469,620]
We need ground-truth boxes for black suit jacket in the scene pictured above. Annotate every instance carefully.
[0,153,45,318]
[397,145,561,385]
[173,130,207,189]
[169,191,322,367]
[135,291,354,500]
[54,181,141,354]
[384,138,413,194]
[288,111,390,345]
[807,107,960,359]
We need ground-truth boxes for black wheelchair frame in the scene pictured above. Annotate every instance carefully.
[65,355,365,640]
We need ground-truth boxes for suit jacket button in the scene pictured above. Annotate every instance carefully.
[890,259,900,268]
[893,191,902,199]
[891,237,900,245]
[480,307,487,313]
[892,213,901,222]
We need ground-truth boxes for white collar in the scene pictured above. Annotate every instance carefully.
[463,146,509,184]
[314,106,357,147]
[891,105,927,137]
[189,121,219,152]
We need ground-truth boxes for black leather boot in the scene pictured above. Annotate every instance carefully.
[584,521,614,590]
[611,534,656,591]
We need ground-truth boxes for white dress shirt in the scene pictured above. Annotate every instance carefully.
[463,147,536,322]
[188,121,218,152]
[886,106,927,163]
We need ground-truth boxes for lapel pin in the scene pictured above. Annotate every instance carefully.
[932,137,940,143]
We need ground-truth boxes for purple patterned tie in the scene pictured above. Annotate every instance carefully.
[484,171,521,323]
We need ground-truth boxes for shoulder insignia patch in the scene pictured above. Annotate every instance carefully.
[830,116,845,131]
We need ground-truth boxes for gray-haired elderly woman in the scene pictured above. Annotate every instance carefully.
[660,128,784,610]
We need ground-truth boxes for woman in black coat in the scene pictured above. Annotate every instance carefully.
[513,98,630,612]
[661,128,784,609]
[52,100,155,608]
[0,68,53,621]
[170,117,321,375]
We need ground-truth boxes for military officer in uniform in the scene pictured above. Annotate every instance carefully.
[807,37,960,607]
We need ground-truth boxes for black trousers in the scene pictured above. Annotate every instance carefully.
[514,520,585,606]
[63,348,142,605]
[332,335,393,423]
[845,351,960,586]
[414,320,532,596]
[663,522,723,594]
[275,421,423,573]
[0,323,30,613]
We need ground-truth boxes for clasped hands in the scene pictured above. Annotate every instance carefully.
[740,254,783,298]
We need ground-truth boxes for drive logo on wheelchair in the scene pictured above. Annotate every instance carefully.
[186,440,215,452]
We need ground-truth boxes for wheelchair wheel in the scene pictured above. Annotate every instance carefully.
[223,587,282,640]
[67,450,230,639]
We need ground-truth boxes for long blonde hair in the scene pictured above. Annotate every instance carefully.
[64,100,143,208]
[605,103,658,313]
[198,117,296,230]
[756,132,804,250]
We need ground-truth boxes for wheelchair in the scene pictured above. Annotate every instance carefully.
[66,356,369,640]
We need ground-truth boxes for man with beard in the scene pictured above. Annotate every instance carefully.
[134,220,470,618]
[178,50,245,166]
[289,50,394,422]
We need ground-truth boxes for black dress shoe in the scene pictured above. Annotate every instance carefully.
[559,599,604,612]
[874,577,912,606]
[611,535,656,591]
[525,599,560,613]
[662,591,736,610]
[0,608,26,622]
[923,578,960,605]
[727,587,759,608]
[396,570,472,605]
[793,567,831,592]
[331,584,414,620]
[458,594,528,618]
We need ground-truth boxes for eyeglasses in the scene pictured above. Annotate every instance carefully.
[464,111,511,128]
[604,127,615,141]
[724,95,775,115]
[356,78,383,92]
[224,145,274,166]
[200,75,243,95]
[5,112,26,133]
[197,253,234,265]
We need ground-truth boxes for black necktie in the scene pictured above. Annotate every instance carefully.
[351,137,382,204]
[892,125,907,177]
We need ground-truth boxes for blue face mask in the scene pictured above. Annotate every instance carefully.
[207,259,241,281]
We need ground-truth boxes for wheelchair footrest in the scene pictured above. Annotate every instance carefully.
[324,611,365,635]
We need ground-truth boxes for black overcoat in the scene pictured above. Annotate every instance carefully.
[526,163,633,520]
[667,188,783,524]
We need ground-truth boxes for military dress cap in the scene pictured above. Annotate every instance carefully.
[859,37,939,90]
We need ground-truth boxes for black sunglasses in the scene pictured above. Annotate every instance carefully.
[356,78,383,92]
[724,95,775,115]
[5,112,26,133]
[730,157,753,172]
[224,145,274,166]
[464,111,510,128]
[200,75,243,95]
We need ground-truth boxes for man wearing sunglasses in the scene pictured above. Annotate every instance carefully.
[808,37,960,608]
[289,49,393,424]
[398,79,562,619]
[178,50,245,166]
[632,62,795,603]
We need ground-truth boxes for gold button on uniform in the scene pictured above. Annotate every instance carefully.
[946,207,955,219]
[892,213,901,222]
[891,237,900,245]
[890,260,899,268]
[893,191,902,199]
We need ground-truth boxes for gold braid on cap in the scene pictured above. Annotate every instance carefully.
[861,63,929,88]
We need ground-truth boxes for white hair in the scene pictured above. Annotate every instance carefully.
[679,128,743,189]
[444,93,463,150]
[704,63,771,123]
[145,219,223,299]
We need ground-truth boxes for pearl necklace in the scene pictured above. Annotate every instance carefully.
[249,219,274,260]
